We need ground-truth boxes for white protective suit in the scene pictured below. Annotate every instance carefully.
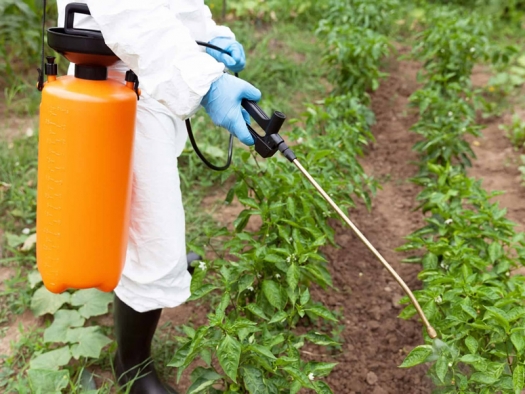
[57,0,233,312]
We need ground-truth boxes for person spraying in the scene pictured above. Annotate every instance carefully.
[51,1,257,392]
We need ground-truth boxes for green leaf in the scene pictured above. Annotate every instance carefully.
[188,284,218,301]
[30,287,71,317]
[217,334,241,383]
[290,380,302,394]
[190,264,206,293]
[465,336,478,354]
[262,280,285,310]
[305,332,339,347]
[44,310,85,343]
[306,305,338,322]
[234,210,256,232]
[216,291,230,321]
[30,347,72,370]
[283,366,314,389]
[484,306,510,333]
[238,197,259,210]
[168,342,191,368]
[182,325,196,339]
[248,345,277,360]
[488,242,503,263]
[314,381,334,394]
[28,270,43,289]
[269,311,288,325]
[399,345,432,368]
[181,327,209,375]
[265,334,285,349]
[239,274,255,293]
[436,355,448,383]
[513,365,524,394]
[460,304,477,320]
[303,264,333,288]
[300,289,311,305]
[5,232,27,248]
[66,327,112,359]
[286,197,296,218]
[245,304,269,320]
[190,367,221,383]
[287,264,300,291]
[471,372,499,385]
[201,349,212,367]
[264,254,284,264]
[242,366,269,394]
[305,362,338,377]
[27,369,69,394]
[70,289,113,319]
[187,368,222,394]
[512,333,525,355]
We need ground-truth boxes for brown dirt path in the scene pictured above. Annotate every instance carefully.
[308,59,433,394]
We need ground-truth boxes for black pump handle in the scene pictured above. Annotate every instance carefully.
[64,3,103,39]
[242,100,286,135]
[242,99,270,130]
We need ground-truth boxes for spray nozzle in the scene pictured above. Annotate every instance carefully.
[241,100,296,162]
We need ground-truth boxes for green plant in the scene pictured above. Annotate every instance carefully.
[26,276,114,392]
[398,5,525,393]
[399,164,525,394]
[0,131,38,233]
[412,7,491,94]
[170,99,377,391]
[320,0,400,35]
[518,155,525,185]
[409,90,481,168]
[208,0,325,22]
[501,115,525,150]
[318,25,391,101]
[316,0,395,101]
[0,0,57,83]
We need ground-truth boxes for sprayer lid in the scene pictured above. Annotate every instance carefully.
[47,3,119,67]
[47,27,119,67]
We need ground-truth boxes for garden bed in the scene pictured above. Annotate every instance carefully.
[159,55,525,393]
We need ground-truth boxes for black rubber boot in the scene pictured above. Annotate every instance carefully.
[187,252,202,275]
[113,295,178,394]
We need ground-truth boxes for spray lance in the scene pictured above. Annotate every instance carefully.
[189,43,438,340]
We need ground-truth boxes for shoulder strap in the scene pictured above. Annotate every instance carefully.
[37,0,47,91]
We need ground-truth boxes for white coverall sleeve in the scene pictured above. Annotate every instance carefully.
[176,0,235,42]
[85,0,226,119]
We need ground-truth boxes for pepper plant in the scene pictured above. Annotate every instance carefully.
[398,6,525,394]
[170,92,379,394]
[399,164,525,393]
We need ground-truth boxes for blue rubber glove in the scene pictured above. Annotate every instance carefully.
[206,37,246,73]
[201,74,261,146]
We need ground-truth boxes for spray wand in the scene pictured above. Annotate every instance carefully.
[187,44,438,340]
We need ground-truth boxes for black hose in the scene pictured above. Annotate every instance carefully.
[185,119,234,171]
[187,41,238,171]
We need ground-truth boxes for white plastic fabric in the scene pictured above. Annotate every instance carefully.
[56,0,233,312]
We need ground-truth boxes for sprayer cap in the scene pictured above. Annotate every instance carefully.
[45,56,58,76]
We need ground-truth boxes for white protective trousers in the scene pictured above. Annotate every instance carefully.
[57,0,233,312]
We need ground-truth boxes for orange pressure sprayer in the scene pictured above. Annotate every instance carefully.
[36,3,139,293]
